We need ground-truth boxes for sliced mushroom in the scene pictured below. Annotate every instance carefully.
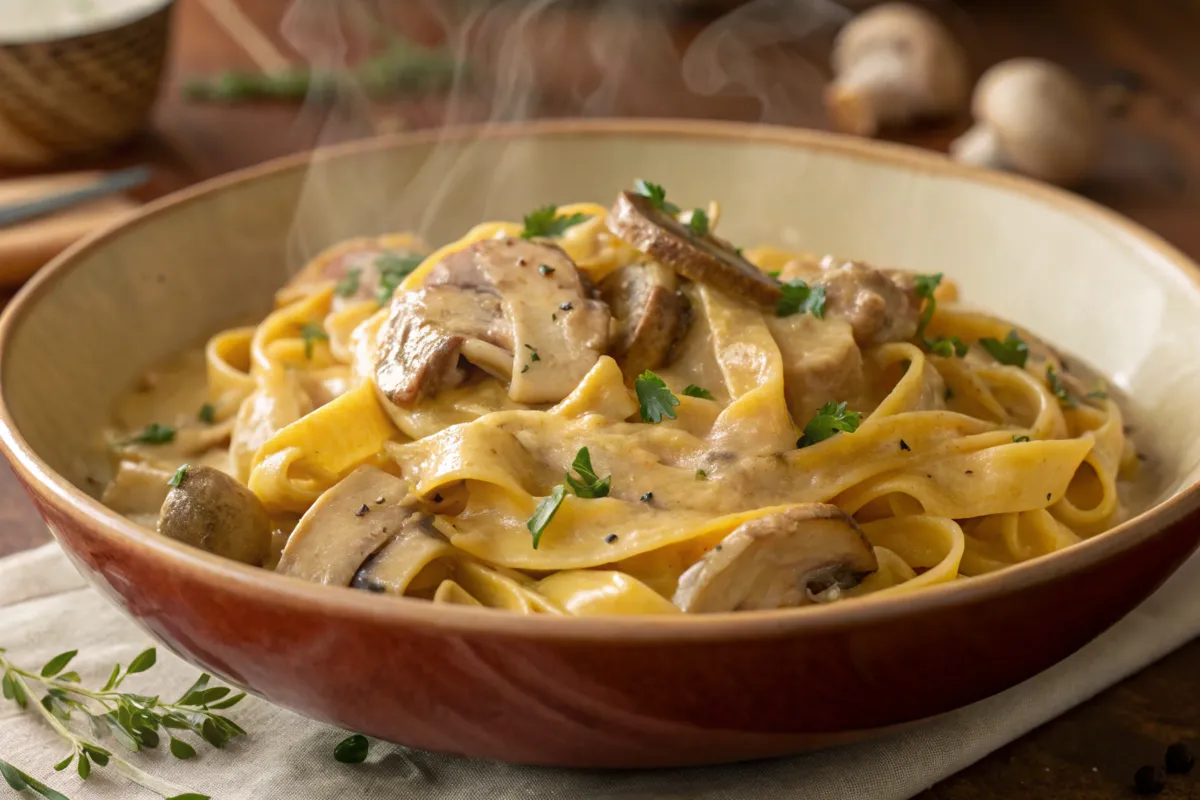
[673,505,878,613]
[767,313,865,421]
[599,262,691,380]
[276,466,416,586]
[374,238,610,406]
[782,256,921,346]
[606,191,780,308]
[157,466,272,566]
[351,514,453,595]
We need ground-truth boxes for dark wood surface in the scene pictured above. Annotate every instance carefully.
[1,0,1198,796]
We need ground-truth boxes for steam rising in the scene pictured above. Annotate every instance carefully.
[277,0,850,273]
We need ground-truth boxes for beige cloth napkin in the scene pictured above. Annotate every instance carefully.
[2,542,1198,800]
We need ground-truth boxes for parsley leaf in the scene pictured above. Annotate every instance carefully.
[634,371,680,423]
[979,330,1029,368]
[521,205,590,239]
[1086,387,1109,400]
[776,279,827,318]
[1046,365,1077,409]
[565,447,611,499]
[527,485,566,549]
[682,384,715,400]
[299,322,329,359]
[687,208,709,237]
[375,253,424,305]
[914,272,942,339]
[124,423,175,446]
[633,179,680,214]
[797,401,862,448]
[1013,435,1031,443]
[198,403,215,424]
[334,267,362,298]
[928,335,969,358]
[168,465,189,488]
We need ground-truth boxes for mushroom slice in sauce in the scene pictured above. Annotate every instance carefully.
[605,191,781,308]
[276,466,416,585]
[351,514,453,595]
[767,313,865,421]
[672,504,878,613]
[374,238,610,406]
[599,262,691,380]
[157,466,272,566]
[783,256,922,346]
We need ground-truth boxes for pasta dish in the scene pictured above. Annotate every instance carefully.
[100,181,1146,615]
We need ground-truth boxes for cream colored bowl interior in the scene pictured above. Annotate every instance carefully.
[6,122,1200,511]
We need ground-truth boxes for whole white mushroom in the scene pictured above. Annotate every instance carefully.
[950,58,1099,186]
[826,3,970,137]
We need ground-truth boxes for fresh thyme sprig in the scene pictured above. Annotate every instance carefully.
[1,646,247,800]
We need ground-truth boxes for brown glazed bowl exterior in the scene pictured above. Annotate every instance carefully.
[1,120,1199,768]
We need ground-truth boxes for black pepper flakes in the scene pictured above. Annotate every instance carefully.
[1047,492,1052,501]
[965,470,974,475]
[1133,765,1166,795]
[365,579,387,594]
[714,545,723,552]
[538,264,555,276]
[521,365,530,373]
[604,533,618,544]
[640,491,654,502]
[559,301,573,311]
[1166,742,1195,774]
[516,257,527,266]
[355,503,370,517]
[552,313,557,321]
[900,440,911,452]
[433,493,444,503]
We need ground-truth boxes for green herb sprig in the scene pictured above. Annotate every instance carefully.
[527,485,566,549]
[521,206,590,240]
[798,401,863,448]
[1046,365,1078,409]
[1,646,247,800]
[299,322,329,360]
[334,268,362,298]
[686,209,709,237]
[122,424,175,447]
[776,280,826,319]
[632,180,680,214]
[979,330,1029,368]
[682,384,714,400]
[912,273,967,357]
[565,448,611,499]
[375,253,424,305]
[634,371,679,423]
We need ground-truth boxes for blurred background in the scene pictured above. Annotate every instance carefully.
[0,0,1194,294]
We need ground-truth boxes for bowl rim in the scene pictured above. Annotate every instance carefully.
[2,117,1199,642]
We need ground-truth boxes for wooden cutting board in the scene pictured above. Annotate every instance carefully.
[0,171,139,286]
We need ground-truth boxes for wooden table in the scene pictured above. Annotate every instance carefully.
[2,0,1198,797]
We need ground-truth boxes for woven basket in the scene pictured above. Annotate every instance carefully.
[0,1,175,167]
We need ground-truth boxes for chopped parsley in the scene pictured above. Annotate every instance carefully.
[167,464,188,487]
[334,267,361,298]
[766,269,781,279]
[299,322,328,359]
[521,365,530,374]
[1046,365,1077,408]
[914,272,942,340]
[634,371,679,423]
[682,384,715,400]
[695,469,708,480]
[1086,387,1109,400]
[565,447,611,499]
[538,264,555,276]
[525,344,541,363]
[124,423,175,446]
[527,485,566,549]
[979,330,1029,368]
[687,209,709,237]
[1013,435,1031,443]
[521,205,590,239]
[633,179,681,214]
[776,279,826,319]
[797,401,862,448]
[928,335,968,358]
[198,403,215,424]
[375,252,423,305]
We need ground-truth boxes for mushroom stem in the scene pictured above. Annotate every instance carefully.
[826,49,916,137]
[949,123,1006,171]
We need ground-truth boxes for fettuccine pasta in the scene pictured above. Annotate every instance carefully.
[101,181,1151,616]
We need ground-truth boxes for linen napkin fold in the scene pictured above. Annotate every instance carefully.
[2,543,1198,800]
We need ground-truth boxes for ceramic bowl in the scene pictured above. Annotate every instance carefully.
[1,120,1199,768]
[0,0,174,167]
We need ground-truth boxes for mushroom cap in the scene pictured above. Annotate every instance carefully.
[672,504,878,613]
[968,58,1098,184]
[157,466,272,565]
[829,3,970,119]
